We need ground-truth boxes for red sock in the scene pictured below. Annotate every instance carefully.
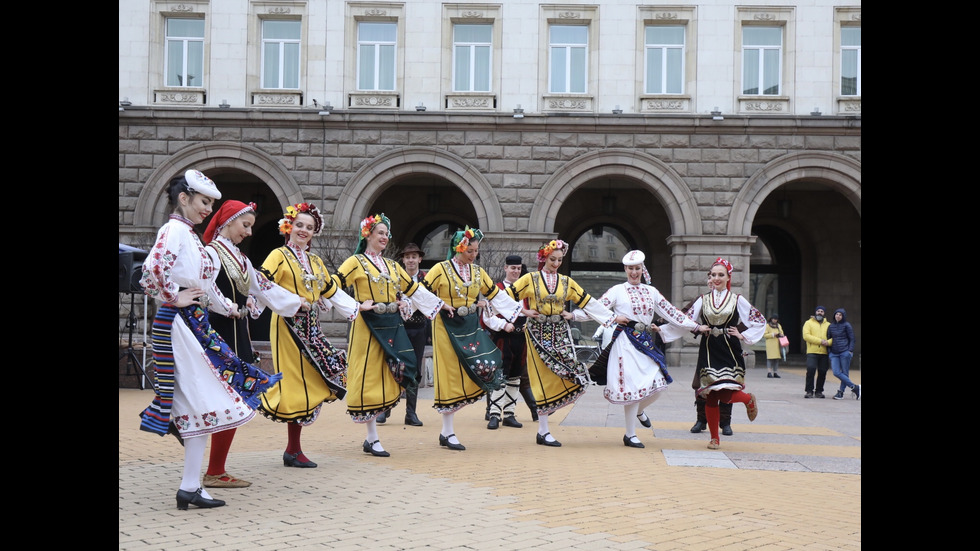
[729,390,751,404]
[206,428,236,476]
[286,422,303,456]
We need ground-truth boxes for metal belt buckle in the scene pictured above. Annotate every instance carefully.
[199,294,210,310]
[709,327,725,337]
[547,314,562,323]
[633,322,647,333]
[456,306,470,317]
[375,302,389,314]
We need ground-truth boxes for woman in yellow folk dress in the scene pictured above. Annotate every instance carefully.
[258,203,361,469]
[333,214,443,457]
[505,239,620,447]
[424,227,522,451]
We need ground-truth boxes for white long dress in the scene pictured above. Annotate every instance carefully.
[596,282,699,404]
[140,215,260,438]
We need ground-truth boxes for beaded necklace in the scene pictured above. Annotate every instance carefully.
[357,253,395,294]
[443,259,481,301]
[285,242,326,294]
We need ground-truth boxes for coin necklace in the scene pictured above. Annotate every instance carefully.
[286,242,326,294]
[447,258,480,301]
[358,253,395,295]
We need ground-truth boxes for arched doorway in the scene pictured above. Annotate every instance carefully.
[749,224,802,362]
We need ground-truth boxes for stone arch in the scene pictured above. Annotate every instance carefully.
[731,151,861,235]
[334,146,503,231]
[133,141,302,227]
[528,148,701,235]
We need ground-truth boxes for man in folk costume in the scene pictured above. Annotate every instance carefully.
[482,255,537,429]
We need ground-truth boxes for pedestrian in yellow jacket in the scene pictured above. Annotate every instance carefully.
[802,306,831,398]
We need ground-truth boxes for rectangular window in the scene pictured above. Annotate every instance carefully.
[644,26,684,94]
[453,24,492,92]
[742,27,782,95]
[165,18,204,87]
[841,27,861,96]
[261,20,301,89]
[549,25,587,93]
[358,22,396,91]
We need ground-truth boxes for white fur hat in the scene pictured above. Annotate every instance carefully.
[184,169,221,199]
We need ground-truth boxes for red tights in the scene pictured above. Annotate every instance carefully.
[286,422,311,461]
[206,428,236,476]
[704,389,752,440]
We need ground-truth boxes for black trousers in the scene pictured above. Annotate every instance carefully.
[805,353,830,393]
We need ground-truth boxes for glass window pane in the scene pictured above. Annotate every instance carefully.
[647,26,683,45]
[378,44,395,90]
[263,43,280,88]
[358,44,375,89]
[570,47,585,93]
[185,41,203,87]
[453,45,470,91]
[166,41,183,86]
[841,50,858,95]
[646,48,663,94]
[167,18,204,38]
[455,24,491,43]
[841,27,860,46]
[473,45,490,91]
[283,42,299,88]
[762,49,779,94]
[359,22,396,42]
[742,50,759,94]
[665,48,682,94]
[263,20,300,40]
[550,47,567,92]
[743,27,781,46]
[551,25,587,45]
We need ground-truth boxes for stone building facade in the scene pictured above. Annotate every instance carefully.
[118,1,861,369]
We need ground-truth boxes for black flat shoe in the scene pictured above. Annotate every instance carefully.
[283,451,317,468]
[487,415,500,430]
[362,439,390,457]
[502,415,523,428]
[690,421,706,433]
[772,373,781,378]
[722,425,733,436]
[176,488,225,510]
[404,412,423,426]
[636,412,652,428]
[623,435,645,448]
[536,432,561,447]
[439,433,465,450]
[376,411,387,424]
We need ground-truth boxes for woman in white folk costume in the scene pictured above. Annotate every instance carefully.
[423,227,522,451]
[504,239,619,447]
[661,257,766,449]
[201,199,308,488]
[139,170,281,510]
[592,250,701,448]
[258,203,360,468]
[333,214,444,457]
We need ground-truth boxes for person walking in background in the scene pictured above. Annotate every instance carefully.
[334,216,444,457]
[202,200,306,489]
[424,227,522,451]
[482,254,535,430]
[375,242,430,427]
[663,257,765,450]
[802,306,832,399]
[593,250,701,448]
[504,239,619,447]
[828,308,859,400]
[258,203,361,468]
[762,314,785,379]
[139,169,281,510]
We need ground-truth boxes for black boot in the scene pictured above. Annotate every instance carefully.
[690,399,706,433]
[520,384,538,421]
[404,386,423,426]
[720,402,734,436]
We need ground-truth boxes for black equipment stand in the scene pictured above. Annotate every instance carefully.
[120,291,150,390]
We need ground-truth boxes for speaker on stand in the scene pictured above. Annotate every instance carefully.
[119,244,150,389]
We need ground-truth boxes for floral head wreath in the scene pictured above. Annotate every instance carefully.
[353,213,392,255]
[447,226,484,259]
[711,257,734,291]
[537,239,568,264]
[278,202,322,249]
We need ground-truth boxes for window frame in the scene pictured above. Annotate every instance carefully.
[452,23,493,93]
[260,19,302,90]
[840,26,861,97]
[356,21,397,92]
[643,24,685,95]
[741,26,783,96]
[548,24,589,94]
[164,17,205,88]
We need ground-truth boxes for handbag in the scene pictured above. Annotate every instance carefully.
[778,335,790,348]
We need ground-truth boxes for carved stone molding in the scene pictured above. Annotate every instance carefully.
[348,91,399,108]
[445,94,495,110]
[252,92,302,106]
[739,97,789,113]
[543,95,592,111]
[641,96,689,113]
[838,98,861,113]
[154,89,205,105]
